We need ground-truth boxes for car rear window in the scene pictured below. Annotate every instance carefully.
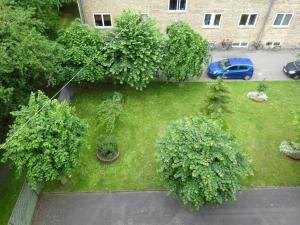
[295,61,300,69]
[218,59,231,69]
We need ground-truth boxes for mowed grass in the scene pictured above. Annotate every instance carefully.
[0,165,23,225]
[46,81,300,192]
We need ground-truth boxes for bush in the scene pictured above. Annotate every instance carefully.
[102,91,124,104]
[157,114,250,209]
[203,77,231,115]
[97,94,123,133]
[1,91,87,189]
[279,141,300,159]
[104,10,163,90]
[97,136,119,159]
[58,19,105,82]
[163,21,210,82]
[257,79,267,93]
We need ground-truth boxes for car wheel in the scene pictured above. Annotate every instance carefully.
[244,75,252,80]
[294,75,300,80]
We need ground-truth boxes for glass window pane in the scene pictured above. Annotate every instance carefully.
[239,14,248,25]
[179,0,186,10]
[204,14,211,26]
[94,15,103,26]
[274,14,284,25]
[103,14,112,26]
[214,14,221,26]
[248,14,257,25]
[169,0,177,10]
[282,14,292,25]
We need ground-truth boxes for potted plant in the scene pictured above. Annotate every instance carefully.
[279,141,300,160]
[96,136,120,163]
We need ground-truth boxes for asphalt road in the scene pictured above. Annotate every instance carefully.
[32,187,300,225]
[197,49,298,81]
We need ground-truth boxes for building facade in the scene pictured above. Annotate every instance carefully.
[77,0,300,48]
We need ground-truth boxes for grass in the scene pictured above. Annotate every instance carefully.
[0,164,23,225]
[59,2,80,28]
[46,81,300,192]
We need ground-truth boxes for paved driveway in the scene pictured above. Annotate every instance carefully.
[32,188,300,225]
[197,49,298,81]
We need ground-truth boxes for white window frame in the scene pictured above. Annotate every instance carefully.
[168,0,188,12]
[265,41,282,48]
[272,13,293,28]
[232,41,249,48]
[203,13,222,28]
[93,13,113,28]
[238,13,258,28]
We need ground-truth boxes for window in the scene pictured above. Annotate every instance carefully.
[169,0,187,11]
[239,66,249,70]
[94,14,112,28]
[203,13,222,28]
[273,13,293,27]
[229,66,239,71]
[239,14,257,27]
[232,42,249,48]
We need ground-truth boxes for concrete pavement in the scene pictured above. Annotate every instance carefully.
[32,187,300,225]
[196,49,298,81]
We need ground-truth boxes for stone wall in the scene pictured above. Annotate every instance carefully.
[79,0,300,48]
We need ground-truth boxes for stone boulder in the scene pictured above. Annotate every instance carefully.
[247,91,268,102]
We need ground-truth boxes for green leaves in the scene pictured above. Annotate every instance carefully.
[157,114,250,209]
[163,22,210,82]
[0,5,64,123]
[58,19,106,82]
[1,91,87,189]
[204,77,231,115]
[104,10,163,90]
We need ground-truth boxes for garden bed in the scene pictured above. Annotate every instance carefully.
[45,81,300,192]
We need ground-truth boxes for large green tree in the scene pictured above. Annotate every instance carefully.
[0,5,63,125]
[58,19,106,82]
[163,22,210,83]
[104,10,163,90]
[7,0,74,36]
[157,115,250,209]
[1,91,87,189]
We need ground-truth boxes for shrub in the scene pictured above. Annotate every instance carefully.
[58,19,106,82]
[102,91,124,104]
[97,95,123,133]
[279,141,300,159]
[257,79,267,93]
[1,91,87,189]
[163,21,210,82]
[104,10,163,90]
[97,136,119,159]
[157,114,250,209]
[203,77,231,115]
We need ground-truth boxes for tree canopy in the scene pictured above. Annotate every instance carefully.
[0,5,63,124]
[58,19,106,82]
[1,91,87,189]
[104,10,163,90]
[163,22,210,82]
[157,114,250,209]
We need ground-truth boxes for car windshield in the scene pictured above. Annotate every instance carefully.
[218,59,231,69]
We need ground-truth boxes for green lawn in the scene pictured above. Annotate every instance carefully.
[59,2,80,28]
[0,165,23,225]
[46,81,300,192]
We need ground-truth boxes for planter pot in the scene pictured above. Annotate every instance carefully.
[287,155,300,160]
[96,149,120,163]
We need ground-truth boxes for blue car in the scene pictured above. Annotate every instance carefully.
[207,58,254,80]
